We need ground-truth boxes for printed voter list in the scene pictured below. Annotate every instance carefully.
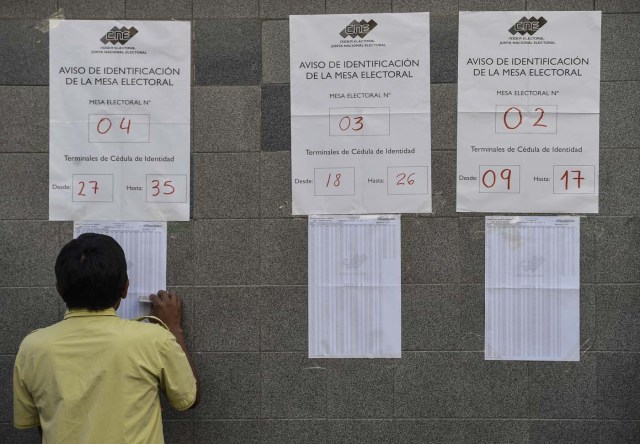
[49,21,191,221]
[457,12,601,213]
[290,13,431,215]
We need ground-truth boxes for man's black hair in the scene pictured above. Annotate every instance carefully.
[55,233,128,310]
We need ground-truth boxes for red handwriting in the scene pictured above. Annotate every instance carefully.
[482,168,512,190]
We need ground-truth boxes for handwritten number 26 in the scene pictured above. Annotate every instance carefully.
[396,173,415,186]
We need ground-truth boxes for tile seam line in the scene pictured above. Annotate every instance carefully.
[187,350,640,354]
[2,13,640,21]
[160,418,640,426]
[7,353,637,357]
[181,416,637,421]
[2,419,633,425]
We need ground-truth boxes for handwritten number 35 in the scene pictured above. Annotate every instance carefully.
[151,180,175,196]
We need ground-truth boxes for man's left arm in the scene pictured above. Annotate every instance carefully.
[13,354,40,430]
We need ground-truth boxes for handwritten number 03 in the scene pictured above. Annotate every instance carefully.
[151,180,176,196]
[503,107,547,129]
[339,116,364,132]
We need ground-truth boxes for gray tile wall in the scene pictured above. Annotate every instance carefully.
[1,2,638,443]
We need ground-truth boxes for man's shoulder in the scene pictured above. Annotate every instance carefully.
[19,321,65,348]
[119,318,173,341]
[19,317,172,351]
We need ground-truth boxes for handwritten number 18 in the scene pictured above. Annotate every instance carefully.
[325,173,341,188]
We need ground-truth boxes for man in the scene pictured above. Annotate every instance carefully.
[13,233,200,443]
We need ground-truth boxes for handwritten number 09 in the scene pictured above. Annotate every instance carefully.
[482,168,512,190]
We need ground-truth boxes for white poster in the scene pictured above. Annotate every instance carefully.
[290,13,431,215]
[73,221,167,320]
[457,12,601,213]
[485,216,580,361]
[50,20,191,221]
[308,215,401,358]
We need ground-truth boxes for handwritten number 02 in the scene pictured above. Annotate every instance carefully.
[503,107,547,129]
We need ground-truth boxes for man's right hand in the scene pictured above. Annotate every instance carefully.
[149,290,200,409]
[149,290,182,332]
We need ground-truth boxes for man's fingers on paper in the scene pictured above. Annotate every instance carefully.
[150,290,180,307]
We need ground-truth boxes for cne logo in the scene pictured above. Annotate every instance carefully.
[100,26,139,45]
[339,19,377,39]
[508,16,547,35]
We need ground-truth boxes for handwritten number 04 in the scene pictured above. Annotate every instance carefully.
[97,117,132,134]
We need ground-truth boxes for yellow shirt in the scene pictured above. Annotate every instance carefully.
[13,308,197,444]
